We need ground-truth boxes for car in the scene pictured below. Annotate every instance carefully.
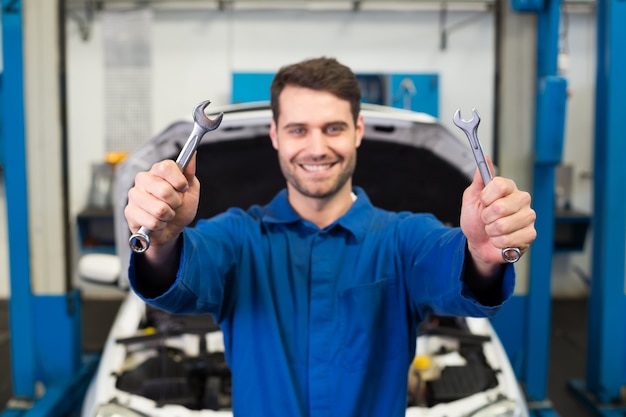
[79,102,529,417]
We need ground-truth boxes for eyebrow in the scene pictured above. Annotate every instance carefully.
[282,121,350,130]
[282,122,307,130]
[325,121,350,128]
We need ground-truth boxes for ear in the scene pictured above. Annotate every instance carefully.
[355,114,364,148]
[269,119,279,150]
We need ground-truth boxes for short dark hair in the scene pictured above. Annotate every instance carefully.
[270,57,361,124]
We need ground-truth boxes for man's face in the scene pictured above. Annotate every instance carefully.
[269,86,364,201]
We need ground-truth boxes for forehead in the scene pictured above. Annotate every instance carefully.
[277,86,353,125]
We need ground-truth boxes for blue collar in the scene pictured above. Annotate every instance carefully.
[261,187,372,243]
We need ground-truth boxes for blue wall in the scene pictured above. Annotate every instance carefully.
[232,72,439,118]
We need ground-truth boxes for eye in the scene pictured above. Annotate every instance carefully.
[288,126,306,136]
[325,123,346,135]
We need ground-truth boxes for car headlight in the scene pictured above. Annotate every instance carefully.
[94,402,150,417]
[467,397,521,417]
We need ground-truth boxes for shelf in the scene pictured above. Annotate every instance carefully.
[77,208,115,254]
[554,209,591,252]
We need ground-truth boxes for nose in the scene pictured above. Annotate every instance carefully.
[306,129,329,156]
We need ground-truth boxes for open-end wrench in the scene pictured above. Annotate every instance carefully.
[129,99,224,253]
[453,108,521,264]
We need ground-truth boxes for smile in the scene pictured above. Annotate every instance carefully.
[301,163,333,172]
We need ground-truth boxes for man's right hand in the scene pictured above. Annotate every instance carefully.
[124,153,200,258]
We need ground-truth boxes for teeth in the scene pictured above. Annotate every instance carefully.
[302,164,331,172]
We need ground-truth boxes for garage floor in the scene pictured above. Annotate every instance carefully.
[0,297,595,416]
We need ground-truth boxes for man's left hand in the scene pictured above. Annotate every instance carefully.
[460,163,537,276]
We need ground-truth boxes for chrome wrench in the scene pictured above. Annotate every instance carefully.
[453,108,521,264]
[129,99,224,253]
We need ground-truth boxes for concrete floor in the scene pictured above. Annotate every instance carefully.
[0,306,9,414]
[547,297,591,416]
[0,297,121,414]
[0,297,601,416]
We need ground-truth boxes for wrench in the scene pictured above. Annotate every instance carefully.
[129,99,224,253]
[453,108,521,264]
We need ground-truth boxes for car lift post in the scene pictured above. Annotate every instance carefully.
[1,0,36,401]
[506,0,567,410]
[1,1,98,416]
[567,0,626,414]
[527,0,568,406]
[493,0,567,417]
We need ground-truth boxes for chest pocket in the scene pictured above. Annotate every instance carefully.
[339,278,408,371]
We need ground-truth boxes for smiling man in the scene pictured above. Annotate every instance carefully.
[124,57,536,416]
[270,83,363,227]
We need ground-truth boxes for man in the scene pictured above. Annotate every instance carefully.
[125,57,536,416]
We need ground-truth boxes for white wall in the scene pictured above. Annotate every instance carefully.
[66,7,497,215]
[0,4,597,298]
[551,9,597,297]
